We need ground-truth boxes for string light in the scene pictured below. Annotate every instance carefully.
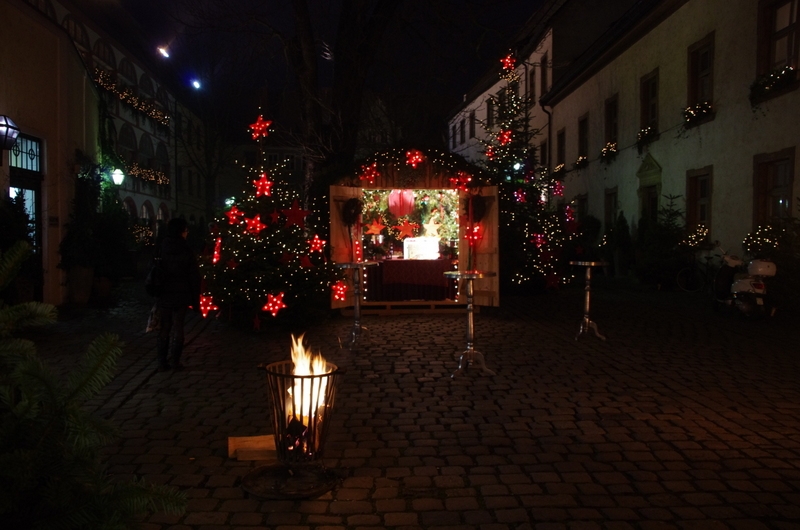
[126,162,169,185]
[405,149,425,168]
[332,281,347,301]
[262,292,287,316]
[199,294,219,318]
[249,115,272,139]
[93,68,170,126]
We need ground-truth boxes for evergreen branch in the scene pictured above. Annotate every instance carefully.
[66,333,123,403]
[0,302,58,339]
[0,240,31,293]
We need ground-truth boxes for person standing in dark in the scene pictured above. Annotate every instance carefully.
[156,218,200,371]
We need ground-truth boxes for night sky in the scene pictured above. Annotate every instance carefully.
[75,0,544,144]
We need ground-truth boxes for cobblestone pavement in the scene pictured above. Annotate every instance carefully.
[28,277,800,530]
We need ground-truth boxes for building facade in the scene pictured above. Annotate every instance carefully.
[1,0,217,304]
[449,0,799,256]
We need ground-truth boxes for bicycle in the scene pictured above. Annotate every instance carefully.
[676,254,717,294]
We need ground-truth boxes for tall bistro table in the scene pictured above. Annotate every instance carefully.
[444,270,497,378]
[569,261,608,341]
[335,261,377,349]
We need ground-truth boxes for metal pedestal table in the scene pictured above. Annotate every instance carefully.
[444,270,496,378]
[335,261,377,348]
[569,261,608,341]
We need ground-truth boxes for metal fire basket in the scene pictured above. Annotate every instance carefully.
[263,359,340,464]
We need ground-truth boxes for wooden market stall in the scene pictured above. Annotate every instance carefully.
[329,148,499,314]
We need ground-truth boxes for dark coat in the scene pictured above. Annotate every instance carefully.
[157,236,201,309]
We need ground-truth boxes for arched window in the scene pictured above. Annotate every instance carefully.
[140,201,155,226]
[139,73,154,98]
[118,124,137,165]
[139,134,154,168]
[26,0,57,20]
[156,86,170,110]
[118,58,136,85]
[157,203,170,223]
[92,39,116,69]
[156,141,170,176]
[123,197,137,220]
[62,15,90,49]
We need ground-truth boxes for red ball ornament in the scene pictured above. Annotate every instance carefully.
[388,189,415,217]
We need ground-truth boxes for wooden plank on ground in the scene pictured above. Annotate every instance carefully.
[228,435,277,461]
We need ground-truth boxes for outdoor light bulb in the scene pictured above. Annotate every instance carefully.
[192,80,201,89]
[158,46,170,58]
[112,169,125,185]
[513,162,522,170]
[225,197,235,207]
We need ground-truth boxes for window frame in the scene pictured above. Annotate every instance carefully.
[686,166,713,231]
[753,147,795,227]
[640,68,659,131]
[604,94,619,145]
[577,113,589,159]
[688,32,715,107]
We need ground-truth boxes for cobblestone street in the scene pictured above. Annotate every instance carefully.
[29,278,800,530]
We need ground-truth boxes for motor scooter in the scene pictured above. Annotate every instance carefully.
[712,243,776,318]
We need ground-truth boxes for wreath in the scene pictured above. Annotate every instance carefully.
[341,198,363,226]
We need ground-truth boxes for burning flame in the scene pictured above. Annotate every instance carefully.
[287,334,330,429]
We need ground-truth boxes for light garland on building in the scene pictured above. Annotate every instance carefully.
[126,162,169,185]
[93,68,170,126]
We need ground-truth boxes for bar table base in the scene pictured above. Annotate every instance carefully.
[444,270,497,378]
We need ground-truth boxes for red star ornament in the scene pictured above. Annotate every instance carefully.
[269,209,282,224]
[501,53,516,70]
[299,255,314,268]
[262,292,287,317]
[393,219,419,239]
[405,149,425,169]
[245,214,266,235]
[308,234,326,252]
[253,172,273,197]
[359,162,380,185]
[280,252,295,265]
[199,294,219,318]
[226,259,238,269]
[364,219,386,235]
[331,281,347,301]
[249,115,272,140]
[224,205,245,225]
[282,199,311,228]
[498,129,512,145]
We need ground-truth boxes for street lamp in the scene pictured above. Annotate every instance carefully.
[0,115,20,150]
[111,168,125,186]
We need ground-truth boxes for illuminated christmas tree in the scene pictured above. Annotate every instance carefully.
[199,118,338,325]
[480,54,575,290]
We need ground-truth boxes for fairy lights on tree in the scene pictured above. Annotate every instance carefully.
[200,117,338,323]
[479,52,574,289]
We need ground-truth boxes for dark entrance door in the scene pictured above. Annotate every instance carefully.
[9,135,44,301]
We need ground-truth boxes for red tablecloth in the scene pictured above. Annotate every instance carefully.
[382,259,453,286]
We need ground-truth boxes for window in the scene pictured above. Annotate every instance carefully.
[460,118,466,144]
[118,59,136,85]
[688,33,715,105]
[573,194,588,220]
[604,188,618,231]
[556,129,565,166]
[62,15,89,49]
[754,148,794,226]
[641,185,659,224]
[686,167,713,230]
[486,98,494,128]
[578,114,589,158]
[469,110,476,138]
[117,124,137,165]
[640,69,659,131]
[605,94,618,144]
[92,40,116,69]
[9,135,41,172]
[759,0,800,72]
[540,52,548,96]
